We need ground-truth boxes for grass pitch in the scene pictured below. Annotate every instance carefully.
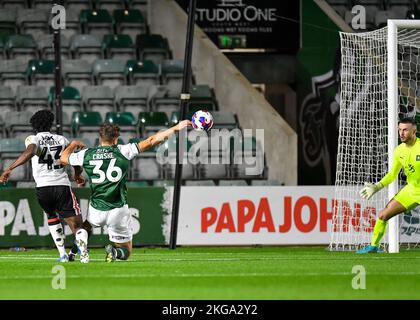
[0,246,419,300]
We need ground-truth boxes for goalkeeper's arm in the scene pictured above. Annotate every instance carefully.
[360,182,384,200]
[360,151,402,200]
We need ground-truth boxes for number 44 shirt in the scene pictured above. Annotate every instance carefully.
[68,143,140,211]
[25,132,72,187]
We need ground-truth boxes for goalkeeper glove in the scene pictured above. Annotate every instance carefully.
[359,182,383,200]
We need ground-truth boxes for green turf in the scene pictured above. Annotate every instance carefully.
[0,246,419,300]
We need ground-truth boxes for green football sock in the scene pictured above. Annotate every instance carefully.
[116,247,130,260]
[371,218,388,247]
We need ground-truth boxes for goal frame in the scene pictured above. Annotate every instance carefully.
[388,20,420,253]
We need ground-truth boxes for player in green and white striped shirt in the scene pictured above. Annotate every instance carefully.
[61,120,191,262]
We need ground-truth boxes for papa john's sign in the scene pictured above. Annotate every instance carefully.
[177,186,377,245]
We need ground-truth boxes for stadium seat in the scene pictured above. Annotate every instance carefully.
[125,59,159,86]
[70,34,103,63]
[161,59,184,92]
[61,8,81,39]
[136,34,171,65]
[16,181,36,188]
[72,111,103,145]
[131,156,163,180]
[251,179,282,186]
[102,34,135,60]
[189,85,216,111]
[163,136,196,179]
[16,85,48,112]
[127,0,150,23]
[32,0,58,9]
[49,86,83,120]
[16,9,49,39]
[37,34,70,60]
[0,137,25,154]
[0,137,28,181]
[80,9,114,37]
[26,59,55,87]
[96,0,126,11]
[0,59,27,91]
[1,0,27,10]
[0,29,15,59]
[196,129,232,180]
[170,110,195,126]
[82,85,115,119]
[62,59,93,93]
[4,34,38,64]
[150,86,180,118]
[0,86,15,118]
[185,180,216,186]
[92,59,126,88]
[0,9,18,34]
[4,110,33,139]
[198,159,230,180]
[138,111,169,136]
[232,137,266,180]
[114,85,149,113]
[125,60,160,85]
[66,0,93,12]
[218,180,248,186]
[104,111,138,142]
[114,9,147,39]
[210,111,239,130]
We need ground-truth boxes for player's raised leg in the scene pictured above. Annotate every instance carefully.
[357,198,407,253]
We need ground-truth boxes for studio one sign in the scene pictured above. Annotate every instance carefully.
[176,0,300,52]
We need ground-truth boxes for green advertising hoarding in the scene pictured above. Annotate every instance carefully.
[0,188,167,248]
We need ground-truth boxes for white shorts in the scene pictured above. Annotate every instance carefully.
[87,204,133,243]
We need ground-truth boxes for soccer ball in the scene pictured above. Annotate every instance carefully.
[191,110,214,131]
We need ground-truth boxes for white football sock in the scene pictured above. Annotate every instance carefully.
[75,229,88,251]
[48,224,66,257]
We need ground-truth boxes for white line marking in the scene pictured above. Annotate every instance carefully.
[0,271,419,281]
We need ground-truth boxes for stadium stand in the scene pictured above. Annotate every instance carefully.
[0,0,271,186]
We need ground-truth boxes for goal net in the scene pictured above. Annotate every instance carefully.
[330,23,420,252]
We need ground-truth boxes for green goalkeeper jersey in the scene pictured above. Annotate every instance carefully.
[68,143,140,211]
[380,137,420,189]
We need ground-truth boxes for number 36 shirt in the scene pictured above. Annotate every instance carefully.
[68,144,140,211]
[25,132,71,187]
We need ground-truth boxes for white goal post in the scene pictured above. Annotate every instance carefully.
[331,20,420,253]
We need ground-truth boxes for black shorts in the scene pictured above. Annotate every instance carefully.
[36,185,81,219]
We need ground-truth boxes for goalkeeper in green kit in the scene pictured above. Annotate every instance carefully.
[358,117,420,253]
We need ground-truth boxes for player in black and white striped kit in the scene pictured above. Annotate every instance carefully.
[0,110,89,263]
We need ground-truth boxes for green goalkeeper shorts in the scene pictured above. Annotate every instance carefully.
[393,184,420,210]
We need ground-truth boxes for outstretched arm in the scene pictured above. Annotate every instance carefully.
[138,120,191,152]
[360,151,402,200]
[0,144,37,184]
[60,140,86,166]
